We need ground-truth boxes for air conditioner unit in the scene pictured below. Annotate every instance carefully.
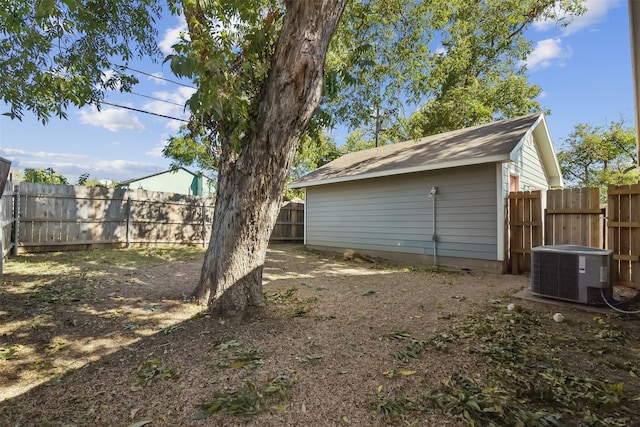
[531,245,613,305]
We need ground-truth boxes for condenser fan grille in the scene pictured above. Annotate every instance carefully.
[532,251,578,301]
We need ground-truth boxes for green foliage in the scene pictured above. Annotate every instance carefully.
[285,131,340,199]
[288,306,309,318]
[76,173,113,187]
[162,124,220,173]
[0,0,162,123]
[325,0,585,142]
[0,344,22,361]
[558,120,639,194]
[167,0,283,155]
[24,167,69,185]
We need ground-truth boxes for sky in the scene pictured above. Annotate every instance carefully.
[0,0,636,184]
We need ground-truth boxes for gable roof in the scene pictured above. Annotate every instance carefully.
[290,113,563,189]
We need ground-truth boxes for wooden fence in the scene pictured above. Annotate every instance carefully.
[545,188,605,248]
[509,186,640,288]
[508,191,542,274]
[608,183,640,287]
[1,182,304,255]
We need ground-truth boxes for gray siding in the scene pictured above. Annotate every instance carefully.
[306,164,499,261]
[506,132,549,192]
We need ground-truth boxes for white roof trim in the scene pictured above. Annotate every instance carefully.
[289,153,510,188]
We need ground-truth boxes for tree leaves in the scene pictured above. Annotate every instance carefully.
[325,0,585,143]
[0,0,162,123]
[558,119,639,195]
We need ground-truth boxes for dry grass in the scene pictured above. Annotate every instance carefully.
[1,245,639,426]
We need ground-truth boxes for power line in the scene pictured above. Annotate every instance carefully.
[130,91,187,107]
[101,101,189,122]
[118,65,197,89]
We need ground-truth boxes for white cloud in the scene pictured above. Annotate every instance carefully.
[78,105,145,132]
[522,38,571,70]
[159,16,188,56]
[146,135,170,158]
[533,0,621,35]
[148,72,167,85]
[0,148,91,161]
[14,158,165,182]
[143,86,195,132]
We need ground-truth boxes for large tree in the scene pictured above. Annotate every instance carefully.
[558,120,640,191]
[1,0,348,316]
[1,0,585,317]
[324,0,584,142]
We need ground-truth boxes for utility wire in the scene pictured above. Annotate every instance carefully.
[130,91,187,107]
[117,65,197,89]
[101,101,189,122]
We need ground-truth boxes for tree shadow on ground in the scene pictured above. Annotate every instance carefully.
[4,245,600,427]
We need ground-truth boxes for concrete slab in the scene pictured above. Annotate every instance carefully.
[513,288,614,314]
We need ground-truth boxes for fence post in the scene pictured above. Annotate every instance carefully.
[126,196,131,248]
[202,201,206,247]
[290,204,298,240]
[12,185,19,256]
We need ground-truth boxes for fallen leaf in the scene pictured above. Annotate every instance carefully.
[129,408,140,420]
[127,420,152,427]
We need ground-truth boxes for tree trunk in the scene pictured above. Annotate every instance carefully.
[193,0,349,317]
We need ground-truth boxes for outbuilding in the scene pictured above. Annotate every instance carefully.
[119,167,216,197]
[290,113,563,273]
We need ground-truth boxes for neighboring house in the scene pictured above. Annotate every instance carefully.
[7,167,23,187]
[119,167,216,197]
[290,113,563,273]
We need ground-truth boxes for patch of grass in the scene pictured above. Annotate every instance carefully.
[6,247,204,275]
[288,306,309,318]
[195,375,294,419]
[0,344,22,360]
[44,339,68,355]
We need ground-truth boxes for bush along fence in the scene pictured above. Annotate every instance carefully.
[509,185,640,288]
[1,182,304,256]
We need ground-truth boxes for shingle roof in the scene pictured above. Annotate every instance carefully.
[290,113,557,188]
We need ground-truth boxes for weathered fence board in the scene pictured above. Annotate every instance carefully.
[2,182,304,254]
[1,183,16,258]
[509,191,542,274]
[271,202,304,242]
[545,188,604,248]
[608,184,640,287]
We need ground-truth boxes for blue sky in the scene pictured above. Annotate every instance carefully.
[0,0,635,183]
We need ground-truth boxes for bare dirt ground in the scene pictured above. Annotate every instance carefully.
[1,245,640,426]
